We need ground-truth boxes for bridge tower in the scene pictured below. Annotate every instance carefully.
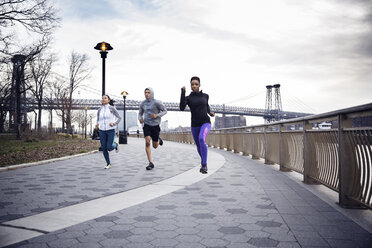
[10,55,28,138]
[265,84,282,123]
[273,84,282,121]
[265,85,273,114]
[265,85,273,123]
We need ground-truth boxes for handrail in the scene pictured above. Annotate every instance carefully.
[162,102,372,209]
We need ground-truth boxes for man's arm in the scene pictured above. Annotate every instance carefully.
[155,100,167,118]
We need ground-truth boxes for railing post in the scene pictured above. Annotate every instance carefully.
[252,127,259,160]
[219,129,224,150]
[226,129,232,151]
[212,130,217,148]
[338,114,363,208]
[235,128,244,154]
[264,125,274,164]
[242,128,249,156]
[303,120,318,184]
[216,130,221,149]
[279,124,290,171]
[264,126,268,163]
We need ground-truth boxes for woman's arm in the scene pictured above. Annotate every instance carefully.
[180,87,187,111]
[206,94,214,117]
[96,108,101,128]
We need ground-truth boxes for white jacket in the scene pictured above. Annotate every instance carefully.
[97,105,122,131]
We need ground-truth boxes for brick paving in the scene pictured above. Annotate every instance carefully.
[0,137,371,248]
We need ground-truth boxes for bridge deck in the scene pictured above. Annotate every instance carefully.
[20,98,312,119]
[0,138,371,247]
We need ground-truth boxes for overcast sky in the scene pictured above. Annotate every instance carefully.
[51,0,372,127]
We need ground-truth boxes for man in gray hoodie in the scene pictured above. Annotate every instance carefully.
[138,87,167,170]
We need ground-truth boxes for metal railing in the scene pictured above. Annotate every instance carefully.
[162,103,372,209]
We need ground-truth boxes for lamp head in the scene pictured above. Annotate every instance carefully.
[94,42,113,52]
[121,91,128,97]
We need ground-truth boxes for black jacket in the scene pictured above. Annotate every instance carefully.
[180,89,211,127]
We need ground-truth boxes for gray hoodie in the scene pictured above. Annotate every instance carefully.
[138,87,167,127]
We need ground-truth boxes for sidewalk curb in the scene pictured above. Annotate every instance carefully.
[0,150,98,172]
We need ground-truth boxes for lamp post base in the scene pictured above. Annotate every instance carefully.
[119,131,128,144]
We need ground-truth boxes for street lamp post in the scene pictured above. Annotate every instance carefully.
[84,106,87,139]
[94,42,113,96]
[119,91,128,144]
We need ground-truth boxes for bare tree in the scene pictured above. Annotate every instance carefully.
[65,51,91,134]
[0,0,59,136]
[46,74,68,132]
[74,109,85,135]
[27,52,55,131]
[0,0,59,57]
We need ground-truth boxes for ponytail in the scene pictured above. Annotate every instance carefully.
[103,94,115,106]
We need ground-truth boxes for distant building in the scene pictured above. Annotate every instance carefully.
[353,116,372,127]
[118,111,137,131]
[160,120,169,132]
[215,115,246,129]
[172,126,191,132]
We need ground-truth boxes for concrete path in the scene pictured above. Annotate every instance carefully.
[0,137,371,247]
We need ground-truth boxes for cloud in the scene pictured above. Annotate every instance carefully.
[56,0,120,19]
[51,0,372,123]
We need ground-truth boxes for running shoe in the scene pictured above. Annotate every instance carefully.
[146,162,155,170]
[200,165,208,174]
[159,138,163,146]
[105,164,111,169]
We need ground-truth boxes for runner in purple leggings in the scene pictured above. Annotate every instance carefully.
[180,76,215,174]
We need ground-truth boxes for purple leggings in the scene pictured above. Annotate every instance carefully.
[191,123,211,166]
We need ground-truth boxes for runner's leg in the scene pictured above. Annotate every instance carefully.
[99,130,110,165]
[191,126,202,158]
[198,123,211,166]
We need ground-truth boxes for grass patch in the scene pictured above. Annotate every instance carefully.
[0,138,100,167]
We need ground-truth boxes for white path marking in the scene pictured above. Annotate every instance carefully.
[0,151,225,247]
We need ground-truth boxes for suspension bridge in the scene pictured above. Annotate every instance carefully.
[23,97,311,120]
[15,83,311,121]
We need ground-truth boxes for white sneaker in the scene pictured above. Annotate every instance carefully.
[105,164,111,169]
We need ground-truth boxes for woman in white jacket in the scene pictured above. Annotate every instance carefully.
[96,95,122,169]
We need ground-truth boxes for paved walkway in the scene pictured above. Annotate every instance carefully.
[0,138,371,248]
